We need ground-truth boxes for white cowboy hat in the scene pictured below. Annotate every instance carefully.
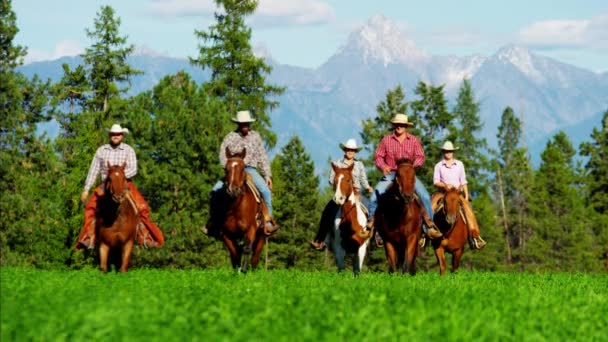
[231,110,256,123]
[441,141,459,151]
[390,113,414,126]
[107,124,129,135]
[339,138,363,152]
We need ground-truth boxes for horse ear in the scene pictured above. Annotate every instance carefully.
[225,146,233,158]
[347,162,355,171]
[107,160,111,168]
[331,162,338,172]
[121,161,126,170]
[237,148,246,160]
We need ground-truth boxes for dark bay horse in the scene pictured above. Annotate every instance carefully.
[97,162,139,272]
[221,147,266,272]
[375,159,422,275]
[327,163,372,275]
[432,188,469,275]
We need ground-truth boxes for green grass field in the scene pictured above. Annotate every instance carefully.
[1,267,607,341]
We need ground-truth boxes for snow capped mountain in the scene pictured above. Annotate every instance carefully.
[336,14,429,66]
[494,45,544,82]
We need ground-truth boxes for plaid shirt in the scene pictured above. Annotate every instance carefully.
[330,159,370,190]
[374,132,425,171]
[84,143,137,192]
[219,130,271,179]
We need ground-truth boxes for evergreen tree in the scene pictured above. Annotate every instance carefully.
[360,85,407,184]
[526,132,596,271]
[190,0,284,147]
[1,0,65,267]
[270,136,321,269]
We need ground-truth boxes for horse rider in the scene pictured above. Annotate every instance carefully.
[367,113,442,242]
[310,138,373,251]
[75,124,165,250]
[204,110,278,238]
[432,141,486,249]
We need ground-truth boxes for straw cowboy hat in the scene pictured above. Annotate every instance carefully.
[231,110,256,123]
[390,113,414,126]
[441,141,459,151]
[107,124,129,135]
[339,138,363,152]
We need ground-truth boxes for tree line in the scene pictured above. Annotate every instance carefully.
[2,0,606,272]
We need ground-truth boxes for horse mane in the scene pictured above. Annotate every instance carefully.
[396,158,413,166]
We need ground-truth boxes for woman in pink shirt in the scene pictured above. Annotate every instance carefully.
[432,141,486,249]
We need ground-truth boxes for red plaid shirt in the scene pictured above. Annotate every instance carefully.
[374,132,425,171]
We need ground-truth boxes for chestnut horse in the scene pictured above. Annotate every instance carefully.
[97,162,139,272]
[432,188,469,275]
[327,163,372,275]
[221,147,266,272]
[374,159,422,275]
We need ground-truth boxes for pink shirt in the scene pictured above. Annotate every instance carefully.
[374,132,425,171]
[433,159,467,187]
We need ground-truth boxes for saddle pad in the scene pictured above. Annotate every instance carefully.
[245,174,262,203]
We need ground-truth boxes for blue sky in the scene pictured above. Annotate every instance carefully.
[14,0,608,72]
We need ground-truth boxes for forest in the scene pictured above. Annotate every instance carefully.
[2,0,607,272]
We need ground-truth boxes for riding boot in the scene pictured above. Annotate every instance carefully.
[128,182,164,247]
[421,207,442,240]
[461,196,486,250]
[75,188,101,250]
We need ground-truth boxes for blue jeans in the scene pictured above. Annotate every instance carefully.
[212,167,272,216]
[368,172,433,231]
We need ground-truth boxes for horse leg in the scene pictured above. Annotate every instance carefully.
[434,246,447,276]
[119,239,134,272]
[251,234,265,270]
[333,220,346,272]
[451,249,463,273]
[99,242,110,273]
[240,225,257,273]
[222,235,241,270]
[384,242,398,274]
[405,234,418,276]
[353,240,369,276]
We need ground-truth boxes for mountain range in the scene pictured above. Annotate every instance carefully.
[18,15,607,171]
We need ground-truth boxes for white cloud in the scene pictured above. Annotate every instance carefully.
[145,0,334,26]
[518,13,608,50]
[24,40,83,64]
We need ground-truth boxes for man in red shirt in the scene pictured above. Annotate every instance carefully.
[368,113,442,240]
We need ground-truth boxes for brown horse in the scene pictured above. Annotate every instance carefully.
[221,147,266,272]
[432,187,468,275]
[97,162,139,272]
[375,159,422,275]
[327,163,371,275]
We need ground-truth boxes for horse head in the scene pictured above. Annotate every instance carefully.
[105,161,128,203]
[395,159,416,203]
[442,187,461,225]
[225,146,247,198]
[331,162,354,205]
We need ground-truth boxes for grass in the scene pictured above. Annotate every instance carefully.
[1,268,607,341]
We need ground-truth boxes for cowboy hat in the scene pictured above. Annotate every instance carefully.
[339,138,362,152]
[107,124,129,135]
[390,113,414,126]
[231,110,256,123]
[441,141,459,151]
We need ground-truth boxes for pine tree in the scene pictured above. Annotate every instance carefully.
[190,0,285,147]
[270,136,321,269]
[1,0,66,266]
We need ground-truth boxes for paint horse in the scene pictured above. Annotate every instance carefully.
[97,162,139,272]
[374,159,422,275]
[327,163,372,275]
[220,147,267,272]
[432,187,470,275]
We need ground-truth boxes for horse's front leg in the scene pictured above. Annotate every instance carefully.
[119,239,134,272]
[250,233,265,270]
[434,246,447,276]
[222,234,241,270]
[353,240,369,276]
[384,241,398,274]
[333,220,346,272]
[99,242,110,273]
[451,248,463,273]
[240,224,257,273]
[404,233,418,276]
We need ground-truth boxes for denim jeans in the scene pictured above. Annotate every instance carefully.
[368,172,433,231]
[212,167,272,216]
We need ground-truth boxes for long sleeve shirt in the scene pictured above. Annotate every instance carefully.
[84,143,137,192]
[433,159,467,187]
[329,159,371,190]
[374,132,425,171]
[219,130,272,179]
